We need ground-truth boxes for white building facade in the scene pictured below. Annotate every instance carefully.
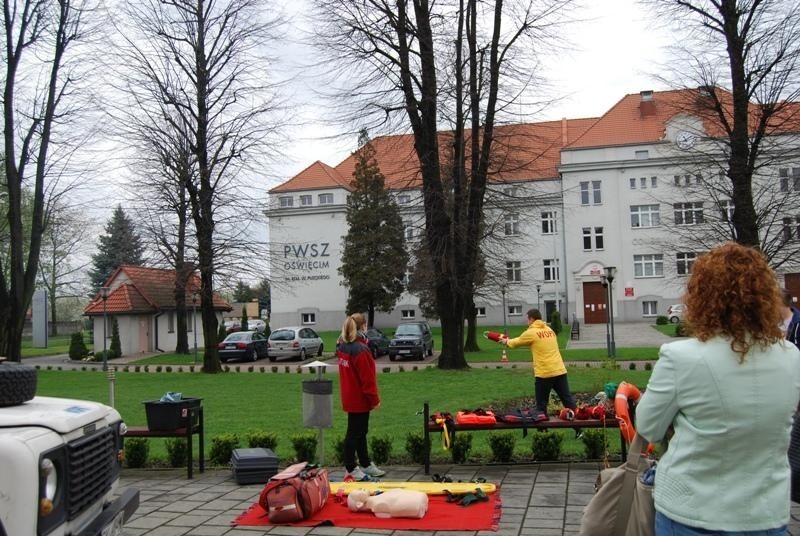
[267,89,800,331]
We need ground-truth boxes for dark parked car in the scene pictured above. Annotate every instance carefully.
[388,321,434,361]
[217,331,268,362]
[365,328,390,358]
[267,326,324,361]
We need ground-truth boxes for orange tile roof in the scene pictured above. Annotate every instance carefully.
[84,265,232,315]
[273,119,598,193]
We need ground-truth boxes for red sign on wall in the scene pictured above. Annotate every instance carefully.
[624,287,634,297]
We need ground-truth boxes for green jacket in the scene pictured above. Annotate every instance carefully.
[505,319,567,378]
[636,336,800,531]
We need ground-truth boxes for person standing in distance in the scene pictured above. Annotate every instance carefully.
[635,242,800,534]
[337,313,385,481]
[502,308,577,420]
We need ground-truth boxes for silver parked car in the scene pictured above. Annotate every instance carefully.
[267,326,324,361]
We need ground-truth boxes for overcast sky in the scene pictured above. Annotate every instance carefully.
[272,0,671,188]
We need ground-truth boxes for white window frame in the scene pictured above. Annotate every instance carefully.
[582,227,604,251]
[475,307,486,317]
[397,193,411,204]
[318,193,333,205]
[783,217,800,242]
[401,309,416,319]
[676,252,697,276]
[506,261,522,283]
[504,213,520,236]
[718,200,734,222]
[508,305,523,316]
[541,211,557,234]
[403,220,414,240]
[779,168,800,192]
[634,254,664,278]
[639,177,647,189]
[630,205,660,228]
[544,259,560,282]
[167,311,174,333]
[674,202,704,225]
[635,150,649,160]
[299,194,312,206]
[629,178,636,189]
[650,176,658,188]
[642,301,657,317]
[279,196,293,208]
[301,313,316,325]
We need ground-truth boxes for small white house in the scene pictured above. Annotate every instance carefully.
[84,265,232,356]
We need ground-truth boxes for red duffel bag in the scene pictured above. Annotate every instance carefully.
[258,462,329,523]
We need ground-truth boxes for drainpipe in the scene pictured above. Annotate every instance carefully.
[559,172,569,322]
[153,312,164,352]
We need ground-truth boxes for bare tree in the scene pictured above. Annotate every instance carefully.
[313,0,572,368]
[647,0,800,248]
[1,0,94,361]
[112,0,285,372]
[37,198,91,336]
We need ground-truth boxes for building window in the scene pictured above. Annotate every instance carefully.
[629,178,636,189]
[167,311,174,333]
[673,174,691,186]
[508,305,522,316]
[634,254,664,278]
[318,193,333,205]
[398,194,411,204]
[475,307,486,317]
[635,150,649,160]
[718,200,734,222]
[541,211,557,234]
[299,194,312,206]
[401,309,416,319]
[504,213,520,236]
[779,168,800,192]
[642,301,658,317]
[503,186,518,197]
[630,204,660,228]
[674,202,704,225]
[582,226,604,251]
[301,313,316,325]
[187,312,192,332]
[403,220,414,240]
[676,252,697,275]
[651,176,658,188]
[783,217,800,242]
[279,196,293,208]
[580,181,602,205]
[544,259,559,282]
[639,177,647,189]
[506,261,522,283]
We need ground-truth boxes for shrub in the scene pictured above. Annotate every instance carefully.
[245,431,278,451]
[165,438,188,468]
[291,433,318,463]
[110,318,122,358]
[333,436,346,464]
[655,315,668,325]
[531,430,563,461]
[644,362,653,371]
[68,332,89,360]
[241,305,249,331]
[405,432,428,465]
[369,435,393,465]
[550,311,562,335]
[581,429,609,460]
[165,366,173,373]
[628,362,637,370]
[125,438,149,468]
[209,433,240,465]
[450,433,473,464]
[217,322,227,343]
[675,322,691,337]
[602,358,620,370]
[488,432,516,462]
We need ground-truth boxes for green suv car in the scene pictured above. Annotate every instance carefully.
[388,321,434,360]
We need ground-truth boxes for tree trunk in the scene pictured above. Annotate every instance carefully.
[173,183,190,354]
[464,301,480,352]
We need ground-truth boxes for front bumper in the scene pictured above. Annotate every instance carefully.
[75,487,139,536]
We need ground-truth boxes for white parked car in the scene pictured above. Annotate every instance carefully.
[246,319,267,332]
[667,304,685,323]
[267,326,323,361]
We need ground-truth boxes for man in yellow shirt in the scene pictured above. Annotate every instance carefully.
[502,308,576,421]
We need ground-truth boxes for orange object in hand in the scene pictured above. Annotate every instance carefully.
[484,331,505,342]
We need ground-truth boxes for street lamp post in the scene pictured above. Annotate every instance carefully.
[601,275,611,357]
[500,283,508,335]
[536,284,541,311]
[192,292,199,366]
[99,287,110,371]
[604,266,617,358]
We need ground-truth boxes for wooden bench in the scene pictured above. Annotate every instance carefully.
[126,406,205,479]
[421,402,624,474]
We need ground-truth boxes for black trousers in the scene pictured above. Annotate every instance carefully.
[535,374,576,413]
[344,411,371,472]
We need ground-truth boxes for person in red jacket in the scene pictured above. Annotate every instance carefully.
[337,313,385,480]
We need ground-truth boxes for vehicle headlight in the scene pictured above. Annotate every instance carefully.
[39,458,58,516]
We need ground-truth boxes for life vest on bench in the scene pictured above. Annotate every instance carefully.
[455,409,496,426]
[614,381,641,445]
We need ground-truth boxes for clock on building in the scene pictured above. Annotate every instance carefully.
[675,130,697,150]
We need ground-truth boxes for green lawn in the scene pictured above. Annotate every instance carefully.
[22,333,92,358]
[34,366,652,467]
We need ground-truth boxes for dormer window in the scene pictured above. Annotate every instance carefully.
[279,196,293,208]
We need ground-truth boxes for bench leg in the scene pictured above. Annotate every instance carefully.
[423,402,430,475]
[186,422,193,479]
[199,407,205,473]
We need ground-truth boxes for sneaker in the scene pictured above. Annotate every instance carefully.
[345,467,367,481]
[363,462,386,477]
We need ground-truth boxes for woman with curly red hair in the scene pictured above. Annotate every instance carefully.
[636,242,800,535]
